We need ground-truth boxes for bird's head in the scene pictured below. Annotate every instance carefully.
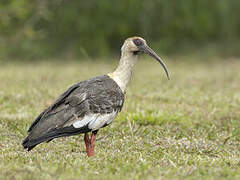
[121,37,170,80]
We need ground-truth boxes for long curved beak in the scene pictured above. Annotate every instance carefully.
[140,45,170,80]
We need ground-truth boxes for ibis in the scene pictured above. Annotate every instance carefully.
[22,37,170,157]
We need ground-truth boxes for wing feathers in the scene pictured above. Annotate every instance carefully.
[23,75,124,151]
[28,83,80,132]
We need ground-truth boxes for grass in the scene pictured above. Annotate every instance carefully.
[0,56,240,179]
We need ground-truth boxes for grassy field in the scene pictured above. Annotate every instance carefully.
[0,56,240,180]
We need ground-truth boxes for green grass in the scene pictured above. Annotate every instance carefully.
[0,56,240,180]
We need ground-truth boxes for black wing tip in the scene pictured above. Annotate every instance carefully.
[22,125,92,151]
[22,136,35,151]
[22,136,29,147]
[22,134,51,151]
[22,137,34,151]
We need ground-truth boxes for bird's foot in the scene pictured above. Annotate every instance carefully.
[84,133,96,157]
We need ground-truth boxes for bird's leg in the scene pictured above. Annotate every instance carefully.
[84,130,98,157]
[84,133,91,153]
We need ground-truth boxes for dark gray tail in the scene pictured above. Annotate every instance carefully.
[22,125,91,151]
[22,137,38,151]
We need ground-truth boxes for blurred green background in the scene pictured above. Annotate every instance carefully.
[1,1,240,179]
[0,0,240,59]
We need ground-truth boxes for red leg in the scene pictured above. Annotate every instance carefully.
[84,133,90,152]
[84,131,98,157]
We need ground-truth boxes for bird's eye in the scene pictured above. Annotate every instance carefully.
[133,39,142,46]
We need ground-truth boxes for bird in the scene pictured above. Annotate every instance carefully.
[22,37,170,157]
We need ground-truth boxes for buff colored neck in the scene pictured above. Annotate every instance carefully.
[108,51,138,93]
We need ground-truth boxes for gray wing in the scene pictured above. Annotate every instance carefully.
[27,83,80,132]
[22,75,124,150]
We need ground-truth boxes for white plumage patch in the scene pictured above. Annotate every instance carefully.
[72,112,118,130]
[72,114,98,128]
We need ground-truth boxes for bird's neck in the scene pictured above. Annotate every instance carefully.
[108,52,138,93]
